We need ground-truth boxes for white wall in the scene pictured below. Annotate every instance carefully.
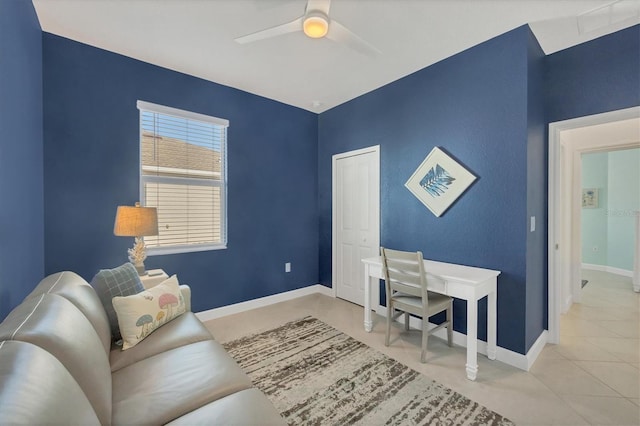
[581,151,608,266]
[574,117,640,275]
[607,148,640,271]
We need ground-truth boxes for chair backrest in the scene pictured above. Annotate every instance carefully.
[380,247,428,300]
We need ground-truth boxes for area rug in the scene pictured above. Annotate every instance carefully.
[222,316,513,425]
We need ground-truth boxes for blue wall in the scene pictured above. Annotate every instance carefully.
[42,34,319,313]
[545,25,640,123]
[0,0,44,319]
[319,26,536,354]
[318,24,639,355]
[2,8,636,343]
[525,30,547,350]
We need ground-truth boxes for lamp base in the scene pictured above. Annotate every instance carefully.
[128,236,148,276]
[134,264,147,276]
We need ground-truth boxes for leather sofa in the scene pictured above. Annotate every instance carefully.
[0,271,284,425]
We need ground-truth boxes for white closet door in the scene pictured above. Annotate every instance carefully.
[333,147,379,306]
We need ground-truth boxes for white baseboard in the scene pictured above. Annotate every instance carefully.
[582,263,633,278]
[524,330,549,370]
[562,295,573,314]
[195,284,332,322]
[377,304,543,371]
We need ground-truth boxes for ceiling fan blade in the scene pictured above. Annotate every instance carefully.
[235,17,303,44]
[326,19,381,56]
[306,0,331,15]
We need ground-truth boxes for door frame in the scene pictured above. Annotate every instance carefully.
[332,145,381,298]
[548,106,640,344]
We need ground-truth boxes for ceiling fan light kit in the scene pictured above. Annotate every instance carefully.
[234,0,380,57]
[303,12,329,38]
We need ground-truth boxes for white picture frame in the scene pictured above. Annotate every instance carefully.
[405,147,476,217]
[582,188,599,208]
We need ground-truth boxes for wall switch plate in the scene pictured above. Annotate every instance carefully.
[530,216,536,232]
[285,262,291,273]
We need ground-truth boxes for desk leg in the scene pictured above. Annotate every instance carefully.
[487,287,497,361]
[364,264,373,332]
[465,299,478,381]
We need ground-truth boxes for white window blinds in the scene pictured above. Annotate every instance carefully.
[137,101,228,254]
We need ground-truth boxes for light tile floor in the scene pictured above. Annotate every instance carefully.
[204,270,639,425]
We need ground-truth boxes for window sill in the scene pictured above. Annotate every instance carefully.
[147,243,227,256]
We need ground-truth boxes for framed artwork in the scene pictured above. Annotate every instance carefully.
[582,188,599,208]
[405,147,476,217]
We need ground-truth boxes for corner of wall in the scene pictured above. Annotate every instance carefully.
[0,0,45,319]
[524,22,548,352]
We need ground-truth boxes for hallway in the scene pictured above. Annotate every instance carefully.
[531,269,639,423]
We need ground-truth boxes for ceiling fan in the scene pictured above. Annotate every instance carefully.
[234,0,381,56]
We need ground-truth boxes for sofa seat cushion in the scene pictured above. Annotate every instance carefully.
[0,340,100,425]
[112,340,252,425]
[110,312,214,372]
[166,388,285,426]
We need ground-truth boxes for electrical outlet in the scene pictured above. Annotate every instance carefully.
[285,262,291,273]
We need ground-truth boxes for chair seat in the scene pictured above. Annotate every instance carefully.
[391,291,452,314]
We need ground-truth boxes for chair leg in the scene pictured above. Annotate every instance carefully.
[404,312,410,331]
[421,320,428,363]
[446,302,453,347]
[385,304,392,347]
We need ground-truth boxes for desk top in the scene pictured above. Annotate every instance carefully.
[362,256,500,284]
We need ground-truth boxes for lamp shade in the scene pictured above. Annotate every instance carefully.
[113,203,158,237]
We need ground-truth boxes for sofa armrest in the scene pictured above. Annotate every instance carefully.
[179,285,192,312]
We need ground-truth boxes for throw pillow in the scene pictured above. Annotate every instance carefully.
[112,275,186,350]
[90,262,145,341]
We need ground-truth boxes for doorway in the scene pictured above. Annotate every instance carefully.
[332,145,380,306]
[548,106,640,344]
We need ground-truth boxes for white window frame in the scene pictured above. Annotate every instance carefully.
[137,100,229,255]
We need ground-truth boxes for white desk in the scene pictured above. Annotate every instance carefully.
[362,256,501,381]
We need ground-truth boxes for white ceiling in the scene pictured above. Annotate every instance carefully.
[32,0,640,113]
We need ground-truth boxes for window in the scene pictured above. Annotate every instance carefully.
[137,101,228,254]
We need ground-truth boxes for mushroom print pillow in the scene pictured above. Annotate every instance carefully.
[112,274,186,350]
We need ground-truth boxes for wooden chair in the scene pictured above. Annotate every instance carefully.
[380,247,453,362]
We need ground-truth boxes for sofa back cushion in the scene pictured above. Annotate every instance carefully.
[0,294,112,425]
[91,263,145,341]
[113,274,187,350]
[0,340,100,425]
[26,271,112,353]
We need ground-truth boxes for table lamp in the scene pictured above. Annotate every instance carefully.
[113,202,158,276]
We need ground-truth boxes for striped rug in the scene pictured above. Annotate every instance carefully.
[223,316,513,426]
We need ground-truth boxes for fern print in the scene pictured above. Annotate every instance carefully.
[419,164,456,197]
